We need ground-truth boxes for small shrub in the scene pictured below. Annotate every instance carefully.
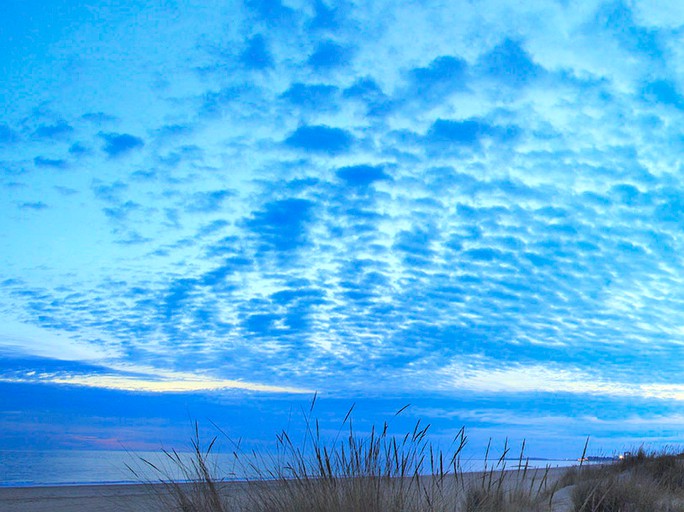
[572,472,684,512]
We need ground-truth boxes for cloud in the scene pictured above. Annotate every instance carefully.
[99,132,145,157]
[343,78,392,116]
[0,361,311,394]
[103,201,141,221]
[426,119,493,147]
[68,142,89,156]
[426,360,684,403]
[336,164,391,187]
[240,34,273,69]
[33,156,67,169]
[308,40,353,70]
[81,112,117,123]
[642,80,684,108]
[281,82,338,109]
[186,190,235,213]
[33,121,74,139]
[595,1,663,60]
[309,0,344,31]
[425,118,521,149]
[92,180,128,202]
[479,38,541,86]
[154,123,194,140]
[243,198,315,251]
[285,125,353,154]
[245,0,297,26]
[0,124,19,144]
[18,201,48,210]
[0,320,120,362]
[406,55,468,100]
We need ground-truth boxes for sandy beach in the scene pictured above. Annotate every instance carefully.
[0,467,577,512]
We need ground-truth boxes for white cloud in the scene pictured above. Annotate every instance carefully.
[0,319,121,362]
[432,361,684,402]
[1,364,312,394]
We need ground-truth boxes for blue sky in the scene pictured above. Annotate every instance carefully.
[3,0,684,460]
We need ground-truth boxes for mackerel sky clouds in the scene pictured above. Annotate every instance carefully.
[3,0,684,456]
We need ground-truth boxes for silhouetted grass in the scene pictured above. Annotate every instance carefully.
[132,398,572,511]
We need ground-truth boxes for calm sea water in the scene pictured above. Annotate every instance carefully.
[0,450,583,487]
[0,450,237,487]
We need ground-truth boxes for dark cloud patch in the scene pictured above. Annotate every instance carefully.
[54,186,78,196]
[495,178,541,199]
[480,39,541,86]
[155,124,194,139]
[285,125,353,154]
[343,78,393,116]
[525,252,555,267]
[611,184,647,206]
[244,198,315,252]
[580,191,612,208]
[99,132,145,157]
[18,201,48,210]
[33,121,74,139]
[270,287,326,306]
[426,119,492,147]
[642,80,684,109]
[334,259,391,308]
[187,190,235,213]
[281,83,338,109]
[156,145,204,168]
[536,206,568,219]
[654,192,684,223]
[336,165,391,187]
[204,235,243,258]
[393,229,435,266]
[201,261,249,287]
[309,0,342,31]
[407,56,468,98]
[197,220,230,237]
[81,112,117,123]
[68,143,89,156]
[463,248,508,262]
[161,278,198,320]
[93,181,128,203]
[244,313,281,335]
[283,177,320,192]
[200,86,249,117]
[103,201,141,221]
[426,118,521,148]
[240,34,273,69]
[596,1,663,60]
[245,0,296,26]
[0,124,19,144]
[308,40,353,70]
[34,157,67,169]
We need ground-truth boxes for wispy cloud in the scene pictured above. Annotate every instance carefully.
[1,367,311,394]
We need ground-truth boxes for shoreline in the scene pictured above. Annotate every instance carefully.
[0,467,576,512]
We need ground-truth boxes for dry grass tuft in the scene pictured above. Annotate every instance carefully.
[569,448,684,512]
[132,399,573,511]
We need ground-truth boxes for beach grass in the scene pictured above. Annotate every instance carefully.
[133,397,564,511]
[566,448,684,512]
[130,397,684,512]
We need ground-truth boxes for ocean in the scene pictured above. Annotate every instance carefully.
[0,450,583,487]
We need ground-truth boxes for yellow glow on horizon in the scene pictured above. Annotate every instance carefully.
[1,371,312,394]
